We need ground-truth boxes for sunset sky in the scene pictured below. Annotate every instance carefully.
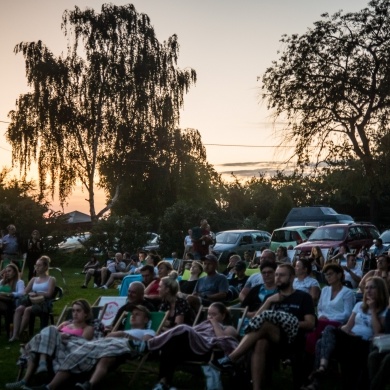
[0,0,369,214]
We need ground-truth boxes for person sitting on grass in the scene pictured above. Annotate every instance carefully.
[5,299,95,390]
[22,305,155,390]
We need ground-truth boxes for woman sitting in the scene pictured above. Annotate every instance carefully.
[9,256,56,342]
[158,272,194,331]
[179,261,203,297]
[359,254,390,293]
[0,263,25,312]
[305,264,355,355]
[309,246,325,272]
[149,302,238,390]
[276,246,290,264]
[6,299,95,389]
[304,276,388,390]
[144,260,173,302]
[293,258,321,305]
[241,261,278,317]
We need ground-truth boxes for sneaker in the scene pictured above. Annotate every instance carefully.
[81,285,87,289]
[5,380,26,389]
[75,381,91,390]
[99,285,108,290]
[152,383,169,390]
[209,355,234,371]
[93,283,98,288]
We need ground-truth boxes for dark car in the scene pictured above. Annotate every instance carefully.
[294,223,380,260]
[212,229,271,262]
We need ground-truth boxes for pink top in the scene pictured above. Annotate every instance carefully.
[61,325,84,337]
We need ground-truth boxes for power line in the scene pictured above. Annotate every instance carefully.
[204,143,293,148]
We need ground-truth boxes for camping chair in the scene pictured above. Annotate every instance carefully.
[179,306,248,388]
[112,310,168,386]
[56,304,107,326]
[49,267,67,292]
[28,286,63,336]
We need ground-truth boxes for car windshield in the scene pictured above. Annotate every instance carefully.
[308,227,346,241]
[216,232,240,244]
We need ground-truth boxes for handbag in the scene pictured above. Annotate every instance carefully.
[29,295,45,304]
[372,335,390,353]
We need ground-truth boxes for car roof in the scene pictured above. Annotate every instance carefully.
[273,226,316,231]
[217,229,268,234]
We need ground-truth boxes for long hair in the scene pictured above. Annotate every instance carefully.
[311,246,324,259]
[361,276,389,314]
[72,299,92,322]
[3,263,20,291]
[209,302,232,325]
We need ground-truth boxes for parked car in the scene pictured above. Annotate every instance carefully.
[270,226,317,251]
[57,232,92,253]
[282,206,354,227]
[369,229,390,254]
[294,223,380,260]
[212,229,271,262]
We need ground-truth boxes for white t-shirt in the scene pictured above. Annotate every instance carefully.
[351,301,387,340]
[123,328,156,339]
[293,276,320,294]
[344,266,363,289]
[244,273,264,289]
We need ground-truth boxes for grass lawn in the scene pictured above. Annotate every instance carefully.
[0,253,340,389]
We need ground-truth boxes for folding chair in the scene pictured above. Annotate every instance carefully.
[113,310,168,386]
[56,304,107,326]
[0,258,26,278]
[49,267,67,292]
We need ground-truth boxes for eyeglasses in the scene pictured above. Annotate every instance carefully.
[262,271,274,275]
[324,272,335,277]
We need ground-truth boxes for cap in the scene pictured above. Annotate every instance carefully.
[129,304,151,319]
[204,254,218,263]
[234,261,247,271]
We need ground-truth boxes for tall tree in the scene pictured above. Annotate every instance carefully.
[262,0,390,224]
[7,3,196,221]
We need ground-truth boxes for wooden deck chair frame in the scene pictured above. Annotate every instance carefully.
[113,310,169,386]
[56,304,108,326]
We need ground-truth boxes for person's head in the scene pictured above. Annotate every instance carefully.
[127,281,145,304]
[294,258,311,277]
[31,229,40,239]
[140,264,155,286]
[234,261,247,277]
[3,263,20,288]
[190,261,203,277]
[159,274,179,297]
[171,252,178,259]
[375,238,383,247]
[376,255,390,271]
[71,299,92,323]
[138,250,147,262]
[188,229,192,236]
[260,261,277,285]
[243,251,252,261]
[200,219,208,228]
[90,255,98,263]
[157,261,173,278]
[275,264,295,291]
[207,302,231,325]
[7,224,16,235]
[147,254,161,267]
[35,256,51,276]
[346,253,357,269]
[115,252,123,261]
[259,249,276,265]
[185,252,194,260]
[228,254,241,266]
[203,254,218,275]
[311,246,323,258]
[323,263,344,285]
[339,245,348,255]
[362,276,389,313]
[276,246,287,258]
[130,305,151,329]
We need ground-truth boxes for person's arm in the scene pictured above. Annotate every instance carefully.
[207,291,227,301]
[340,312,357,334]
[343,267,362,284]
[209,318,238,338]
[299,313,315,330]
[309,286,321,306]
[24,278,35,294]
[13,279,25,297]
[82,325,95,340]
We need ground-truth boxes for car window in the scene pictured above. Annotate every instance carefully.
[240,235,253,244]
[252,233,267,243]
[302,228,316,238]
[309,226,346,241]
[367,227,380,239]
[216,232,240,244]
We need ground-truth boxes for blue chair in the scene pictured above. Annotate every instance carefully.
[119,274,143,296]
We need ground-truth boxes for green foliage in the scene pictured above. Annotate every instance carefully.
[7,3,196,220]
[262,0,390,223]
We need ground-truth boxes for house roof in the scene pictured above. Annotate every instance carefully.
[63,210,91,224]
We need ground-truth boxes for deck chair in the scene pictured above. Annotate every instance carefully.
[113,310,168,386]
[49,267,67,292]
[56,304,107,326]
[180,306,248,388]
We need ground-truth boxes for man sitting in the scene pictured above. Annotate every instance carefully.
[211,263,315,389]
[187,254,229,312]
[26,305,156,390]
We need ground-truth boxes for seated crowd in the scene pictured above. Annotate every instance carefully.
[2,239,390,390]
